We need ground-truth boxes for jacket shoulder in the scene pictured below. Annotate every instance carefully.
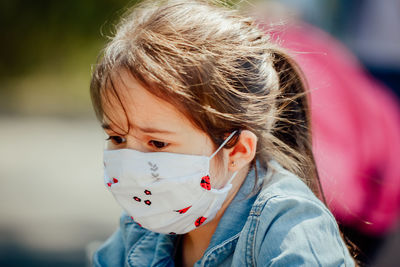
[250,162,354,266]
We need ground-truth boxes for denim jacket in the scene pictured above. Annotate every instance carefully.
[93,161,355,266]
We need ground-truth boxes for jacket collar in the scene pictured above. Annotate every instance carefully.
[127,231,177,267]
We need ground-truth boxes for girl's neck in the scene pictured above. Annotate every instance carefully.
[178,166,250,266]
[180,218,219,267]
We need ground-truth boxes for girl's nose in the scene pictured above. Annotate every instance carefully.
[124,135,150,152]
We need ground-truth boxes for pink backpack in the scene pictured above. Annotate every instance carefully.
[270,23,400,235]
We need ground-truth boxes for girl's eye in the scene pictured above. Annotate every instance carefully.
[149,140,169,149]
[106,136,126,145]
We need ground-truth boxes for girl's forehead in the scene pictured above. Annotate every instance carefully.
[101,70,195,134]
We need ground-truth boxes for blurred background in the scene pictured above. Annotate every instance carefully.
[0,1,132,266]
[0,0,399,266]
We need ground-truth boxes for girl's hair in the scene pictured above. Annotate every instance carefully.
[90,0,323,198]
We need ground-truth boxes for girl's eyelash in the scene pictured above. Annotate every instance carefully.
[106,136,126,145]
[106,135,170,149]
[148,140,169,149]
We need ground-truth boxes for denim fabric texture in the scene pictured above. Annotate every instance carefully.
[93,161,355,266]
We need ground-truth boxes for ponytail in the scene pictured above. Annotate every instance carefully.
[268,50,363,263]
[266,49,324,200]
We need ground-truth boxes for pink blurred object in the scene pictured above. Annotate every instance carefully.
[266,23,400,235]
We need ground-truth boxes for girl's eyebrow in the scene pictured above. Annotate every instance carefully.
[137,126,175,134]
[101,123,175,134]
[101,123,112,130]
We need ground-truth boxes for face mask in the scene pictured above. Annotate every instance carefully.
[103,131,238,235]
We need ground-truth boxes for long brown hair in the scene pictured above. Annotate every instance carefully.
[90,0,322,198]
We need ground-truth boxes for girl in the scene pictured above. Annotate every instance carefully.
[90,0,355,266]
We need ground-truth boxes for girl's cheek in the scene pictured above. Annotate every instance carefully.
[106,142,117,150]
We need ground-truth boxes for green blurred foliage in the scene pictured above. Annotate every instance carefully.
[0,0,138,116]
[0,0,136,77]
[0,0,245,117]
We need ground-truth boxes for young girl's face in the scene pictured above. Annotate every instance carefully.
[101,69,230,188]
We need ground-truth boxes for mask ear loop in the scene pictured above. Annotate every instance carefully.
[209,130,239,186]
[209,130,238,159]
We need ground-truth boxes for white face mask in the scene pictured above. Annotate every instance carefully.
[103,131,238,235]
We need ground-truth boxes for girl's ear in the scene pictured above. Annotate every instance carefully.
[227,130,257,171]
